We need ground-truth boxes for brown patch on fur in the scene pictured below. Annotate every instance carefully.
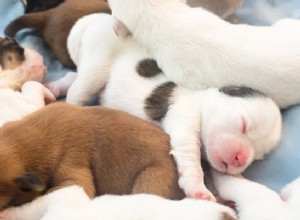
[136,59,162,78]
[145,82,176,121]
[0,103,184,209]
[5,0,111,68]
[221,212,237,220]
[0,38,25,70]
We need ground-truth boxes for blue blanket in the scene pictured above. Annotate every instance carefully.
[0,0,299,193]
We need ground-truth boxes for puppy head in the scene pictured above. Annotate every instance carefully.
[0,37,46,90]
[0,144,46,210]
[201,86,282,175]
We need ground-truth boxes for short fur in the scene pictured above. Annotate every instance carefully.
[212,172,300,220]
[23,0,64,13]
[0,37,55,127]
[49,14,282,200]
[108,0,300,108]
[5,0,111,68]
[0,37,46,90]
[0,185,236,220]
[0,103,184,209]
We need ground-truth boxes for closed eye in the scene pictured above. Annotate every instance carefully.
[241,117,247,134]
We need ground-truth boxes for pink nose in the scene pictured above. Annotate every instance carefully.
[223,152,248,168]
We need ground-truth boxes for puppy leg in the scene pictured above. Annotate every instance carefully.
[212,171,286,220]
[21,81,56,108]
[52,168,96,199]
[131,163,184,200]
[162,95,215,201]
[45,71,77,98]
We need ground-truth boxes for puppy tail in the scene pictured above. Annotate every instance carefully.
[4,12,47,37]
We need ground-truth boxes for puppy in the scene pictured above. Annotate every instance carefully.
[0,37,55,126]
[108,0,300,108]
[0,37,46,90]
[49,14,282,201]
[0,186,236,220]
[0,102,185,210]
[5,0,111,68]
[212,172,300,220]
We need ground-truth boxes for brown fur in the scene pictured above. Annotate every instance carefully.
[0,103,184,209]
[5,0,111,68]
[187,0,242,20]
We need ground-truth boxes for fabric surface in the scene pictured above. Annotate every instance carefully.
[0,0,299,193]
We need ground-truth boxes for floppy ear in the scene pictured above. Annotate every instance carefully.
[112,16,131,38]
[14,173,45,192]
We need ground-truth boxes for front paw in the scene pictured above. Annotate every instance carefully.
[179,174,216,201]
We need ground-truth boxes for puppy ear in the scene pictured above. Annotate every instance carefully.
[14,173,45,192]
[112,16,131,38]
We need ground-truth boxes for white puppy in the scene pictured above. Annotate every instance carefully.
[0,185,236,220]
[47,13,283,201]
[107,0,300,108]
[0,38,55,126]
[212,172,300,220]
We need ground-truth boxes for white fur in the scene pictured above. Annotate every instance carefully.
[0,81,54,127]
[108,0,300,108]
[212,171,300,220]
[59,13,282,200]
[0,185,236,220]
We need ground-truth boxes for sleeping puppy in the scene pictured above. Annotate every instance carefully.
[4,0,111,68]
[0,37,55,126]
[49,14,282,201]
[0,37,46,90]
[212,172,300,220]
[0,102,186,210]
[0,186,236,220]
[108,0,300,108]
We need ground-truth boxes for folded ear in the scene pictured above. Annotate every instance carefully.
[14,173,45,192]
[112,16,131,38]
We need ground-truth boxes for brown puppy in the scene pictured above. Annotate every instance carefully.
[5,0,111,68]
[0,37,46,90]
[0,103,184,209]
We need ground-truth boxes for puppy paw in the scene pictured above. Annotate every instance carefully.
[179,174,216,201]
[44,82,62,98]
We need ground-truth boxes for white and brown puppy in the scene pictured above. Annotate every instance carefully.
[108,0,300,108]
[0,37,55,127]
[50,14,282,201]
[0,185,236,220]
[212,172,300,220]
[0,37,47,90]
[0,103,187,210]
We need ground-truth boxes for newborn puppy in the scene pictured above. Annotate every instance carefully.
[0,37,46,90]
[0,37,54,126]
[5,0,111,68]
[108,0,300,108]
[212,172,300,220]
[51,14,282,201]
[0,186,236,220]
[0,103,184,210]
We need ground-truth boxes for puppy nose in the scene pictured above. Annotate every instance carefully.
[231,153,247,167]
